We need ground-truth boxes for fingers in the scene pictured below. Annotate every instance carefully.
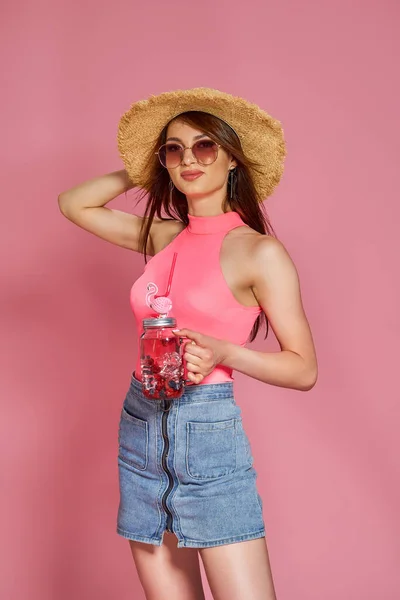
[185,360,202,372]
[183,345,202,361]
[183,339,197,349]
[187,371,204,384]
[182,340,210,383]
[183,350,201,362]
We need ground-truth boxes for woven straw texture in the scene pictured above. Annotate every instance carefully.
[117,87,286,201]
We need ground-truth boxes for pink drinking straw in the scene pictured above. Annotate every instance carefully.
[150,252,177,315]
[154,252,177,299]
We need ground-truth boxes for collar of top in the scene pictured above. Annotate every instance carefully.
[186,211,244,234]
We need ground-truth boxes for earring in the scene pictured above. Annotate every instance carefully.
[169,179,174,203]
[228,168,237,200]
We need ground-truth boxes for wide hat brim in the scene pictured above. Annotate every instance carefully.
[117,87,286,201]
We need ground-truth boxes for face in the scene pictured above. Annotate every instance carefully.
[163,120,237,200]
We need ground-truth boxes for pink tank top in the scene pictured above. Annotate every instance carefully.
[130,211,262,385]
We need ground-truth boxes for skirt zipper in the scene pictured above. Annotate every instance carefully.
[161,398,174,532]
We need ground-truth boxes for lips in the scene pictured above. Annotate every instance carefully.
[181,171,204,181]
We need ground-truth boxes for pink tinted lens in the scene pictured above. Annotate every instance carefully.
[159,143,182,168]
[192,140,218,164]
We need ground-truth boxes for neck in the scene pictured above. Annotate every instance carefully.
[186,210,244,234]
[185,189,231,217]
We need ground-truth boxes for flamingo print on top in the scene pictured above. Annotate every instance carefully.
[130,211,262,385]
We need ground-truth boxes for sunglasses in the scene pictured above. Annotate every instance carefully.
[156,139,221,169]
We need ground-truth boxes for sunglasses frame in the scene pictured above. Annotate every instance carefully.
[155,140,221,169]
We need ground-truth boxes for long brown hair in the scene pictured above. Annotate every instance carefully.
[130,111,278,343]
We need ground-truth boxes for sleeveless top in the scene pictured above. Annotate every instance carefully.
[130,211,262,384]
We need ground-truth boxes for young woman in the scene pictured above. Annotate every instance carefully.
[58,88,318,600]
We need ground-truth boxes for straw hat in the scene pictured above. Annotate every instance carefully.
[117,87,286,201]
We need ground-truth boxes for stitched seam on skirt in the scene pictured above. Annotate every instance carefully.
[178,398,236,405]
[117,527,161,543]
[170,401,183,537]
[153,409,164,538]
[183,529,266,545]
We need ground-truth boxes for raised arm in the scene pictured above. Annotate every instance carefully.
[58,170,156,254]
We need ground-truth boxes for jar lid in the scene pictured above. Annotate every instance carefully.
[142,316,177,328]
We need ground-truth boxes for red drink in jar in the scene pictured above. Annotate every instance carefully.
[140,316,185,400]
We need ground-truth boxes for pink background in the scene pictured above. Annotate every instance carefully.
[1,1,399,598]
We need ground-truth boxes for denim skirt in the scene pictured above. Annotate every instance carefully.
[116,372,265,549]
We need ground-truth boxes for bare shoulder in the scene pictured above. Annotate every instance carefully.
[253,234,292,261]
[254,234,289,259]
[251,233,299,287]
[227,223,273,260]
[149,217,186,256]
[227,224,297,283]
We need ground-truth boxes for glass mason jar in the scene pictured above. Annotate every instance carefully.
[140,316,185,400]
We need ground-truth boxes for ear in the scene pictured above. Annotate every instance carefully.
[229,157,238,169]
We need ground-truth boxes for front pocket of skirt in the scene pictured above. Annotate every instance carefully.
[118,407,149,471]
[186,418,237,480]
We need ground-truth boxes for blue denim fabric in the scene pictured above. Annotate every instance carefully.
[116,372,265,548]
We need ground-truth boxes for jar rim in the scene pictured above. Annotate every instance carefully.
[142,316,177,328]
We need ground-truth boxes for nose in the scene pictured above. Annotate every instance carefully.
[181,147,196,166]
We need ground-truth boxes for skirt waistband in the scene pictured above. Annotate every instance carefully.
[130,371,235,403]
